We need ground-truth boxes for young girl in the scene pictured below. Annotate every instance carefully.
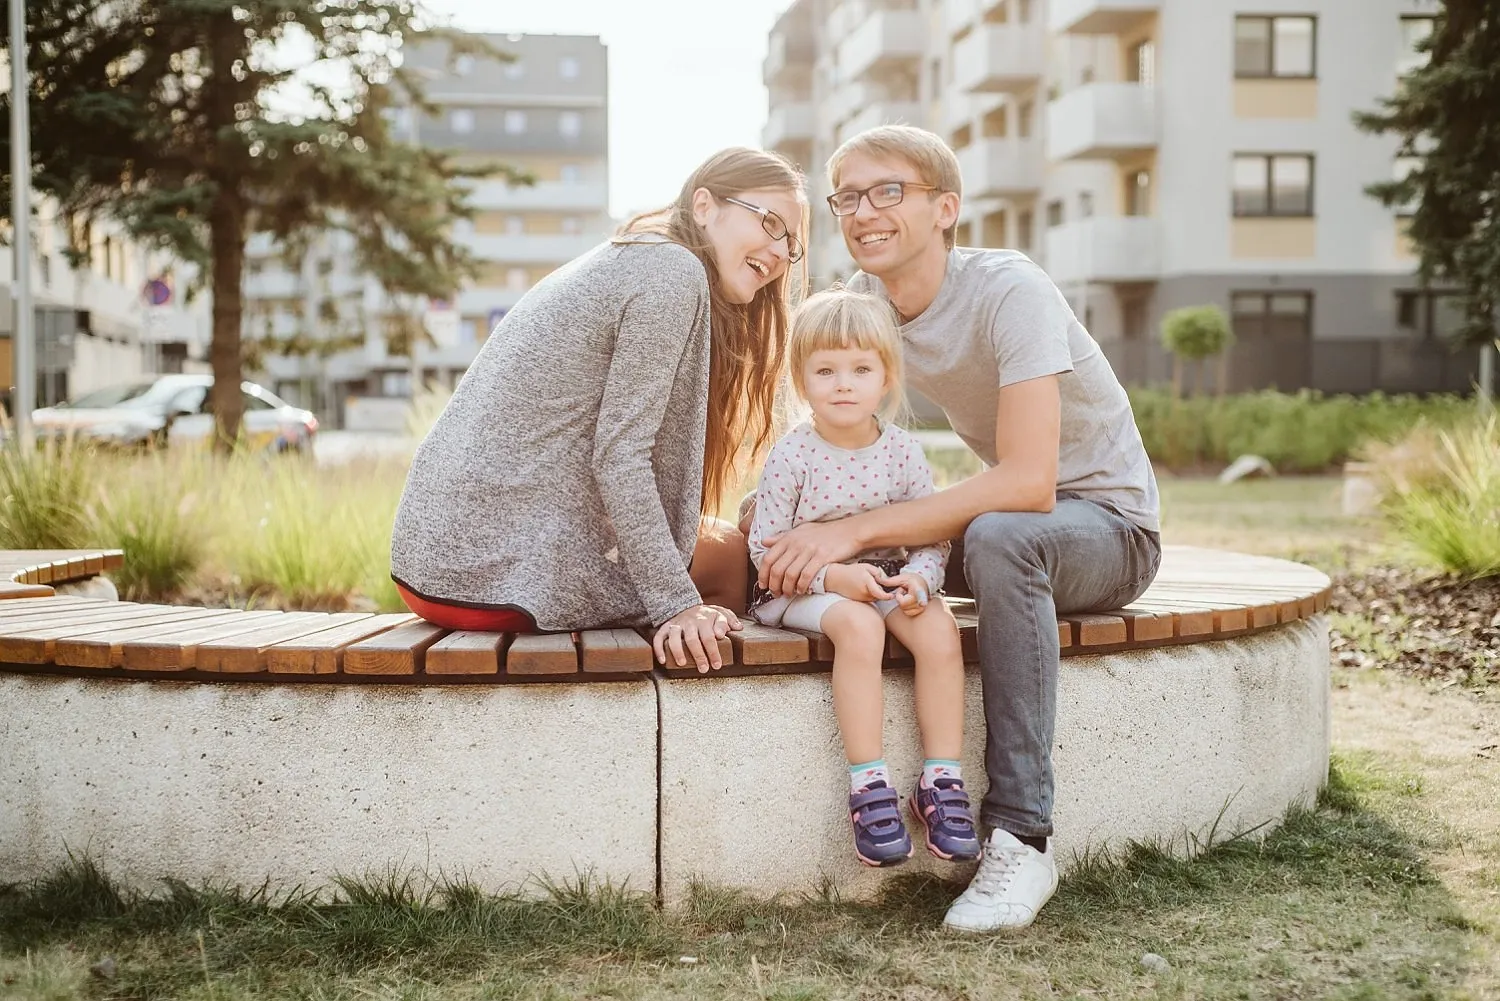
[748,288,979,868]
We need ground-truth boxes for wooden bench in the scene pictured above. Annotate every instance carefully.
[0,544,1333,903]
[0,546,1331,682]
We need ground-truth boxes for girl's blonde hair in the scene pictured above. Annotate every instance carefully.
[788,287,907,424]
[617,148,807,517]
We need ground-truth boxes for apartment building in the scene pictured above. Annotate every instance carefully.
[244,32,610,426]
[1,210,210,415]
[766,0,1474,395]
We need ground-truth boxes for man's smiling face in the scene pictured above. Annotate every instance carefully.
[833,152,950,278]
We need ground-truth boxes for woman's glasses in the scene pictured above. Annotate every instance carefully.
[722,196,805,264]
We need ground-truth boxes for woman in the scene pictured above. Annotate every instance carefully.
[390,147,806,672]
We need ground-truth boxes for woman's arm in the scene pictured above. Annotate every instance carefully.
[591,252,712,627]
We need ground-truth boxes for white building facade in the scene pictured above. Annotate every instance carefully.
[766,0,1472,394]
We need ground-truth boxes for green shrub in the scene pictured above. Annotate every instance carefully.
[0,439,99,549]
[1381,417,1500,579]
[90,453,209,600]
[1128,388,1473,472]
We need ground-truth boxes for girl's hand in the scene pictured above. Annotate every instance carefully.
[824,563,896,603]
[881,573,931,617]
[653,604,739,673]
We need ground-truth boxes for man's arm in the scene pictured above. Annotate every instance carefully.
[759,375,1061,596]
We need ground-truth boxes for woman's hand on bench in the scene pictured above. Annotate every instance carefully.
[653,604,741,673]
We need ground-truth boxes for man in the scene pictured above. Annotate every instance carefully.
[757,126,1162,932]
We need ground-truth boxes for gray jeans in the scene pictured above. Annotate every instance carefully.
[948,496,1162,838]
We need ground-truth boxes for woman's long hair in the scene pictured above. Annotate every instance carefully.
[617,148,806,516]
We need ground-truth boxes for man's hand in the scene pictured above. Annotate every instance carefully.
[652,604,742,673]
[881,572,932,617]
[824,563,895,603]
[758,519,863,596]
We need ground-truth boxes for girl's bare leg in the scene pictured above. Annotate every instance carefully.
[822,600,890,764]
[884,602,965,762]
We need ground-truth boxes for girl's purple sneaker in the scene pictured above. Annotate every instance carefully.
[848,781,913,867]
[910,777,981,861]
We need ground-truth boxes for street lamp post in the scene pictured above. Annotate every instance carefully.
[9,0,35,449]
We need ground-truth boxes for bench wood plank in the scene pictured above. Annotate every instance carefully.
[119,612,294,671]
[730,623,809,665]
[196,613,376,673]
[426,630,507,675]
[579,628,654,673]
[504,633,578,675]
[1061,613,1130,647]
[0,595,93,618]
[2,605,243,664]
[266,614,417,674]
[343,621,449,675]
[53,610,257,668]
[0,582,55,600]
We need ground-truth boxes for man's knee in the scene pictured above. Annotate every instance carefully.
[963,512,1045,572]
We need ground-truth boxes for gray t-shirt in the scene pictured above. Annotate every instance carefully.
[849,247,1160,533]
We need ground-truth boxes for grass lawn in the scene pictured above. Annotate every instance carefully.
[2,477,1496,1000]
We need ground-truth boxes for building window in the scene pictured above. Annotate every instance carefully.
[504,110,527,134]
[1045,199,1064,228]
[1126,169,1152,216]
[1398,16,1435,74]
[1017,100,1034,138]
[1234,15,1317,79]
[1127,40,1156,86]
[559,111,582,138]
[506,215,524,235]
[559,56,580,80]
[1396,289,1463,341]
[1231,291,1313,341]
[1017,209,1034,250]
[453,54,475,77]
[1232,154,1314,216]
[507,268,527,290]
[449,108,475,133]
[504,60,525,80]
[561,216,582,235]
[1078,192,1094,218]
[560,163,582,184]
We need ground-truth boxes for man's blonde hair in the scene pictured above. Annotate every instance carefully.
[827,125,963,249]
[788,287,907,424]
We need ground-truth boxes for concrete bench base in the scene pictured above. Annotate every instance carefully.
[0,677,659,896]
[1,619,1328,900]
[660,616,1329,901]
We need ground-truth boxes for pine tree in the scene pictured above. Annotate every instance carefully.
[1,0,522,446]
[1356,0,1500,354]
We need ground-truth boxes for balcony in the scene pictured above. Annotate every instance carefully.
[839,100,924,144]
[1043,216,1160,284]
[763,102,816,152]
[464,233,602,265]
[763,29,815,86]
[957,138,1043,198]
[1049,0,1159,35]
[952,21,1045,93]
[467,179,609,213]
[1045,83,1157,161]
[837,9,925,83]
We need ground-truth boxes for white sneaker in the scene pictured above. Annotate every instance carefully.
[943,829,1059,933]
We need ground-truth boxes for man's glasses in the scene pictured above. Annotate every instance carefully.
[826,181,939,217]
[722,196,805,264]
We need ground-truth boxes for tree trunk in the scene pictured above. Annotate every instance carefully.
[208,187,246,451]
[1170,355,1183,401]
[1216,349,1230,397]
[205,10,250,452]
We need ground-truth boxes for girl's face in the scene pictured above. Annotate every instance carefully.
[692,186,804,304]
[800,346,890,433]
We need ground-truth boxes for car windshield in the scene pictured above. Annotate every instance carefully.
[59,381,190,410]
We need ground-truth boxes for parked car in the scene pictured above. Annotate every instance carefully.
[29,374,318,453]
